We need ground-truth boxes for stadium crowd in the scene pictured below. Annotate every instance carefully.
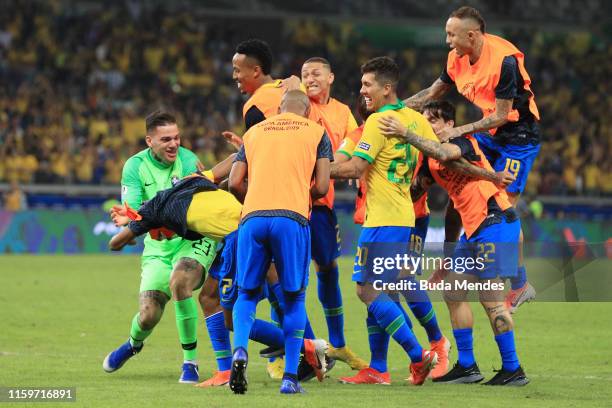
[0,1,609,196]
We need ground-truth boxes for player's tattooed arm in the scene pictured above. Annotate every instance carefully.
[438,98,514,142]
[330,156,369,180]
[445,158,515,187]
[403,79,453,111]
[378,116,462,162]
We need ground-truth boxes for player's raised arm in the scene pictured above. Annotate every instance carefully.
[403,78,453,111]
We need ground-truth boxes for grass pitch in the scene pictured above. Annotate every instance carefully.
[1,255,611,407]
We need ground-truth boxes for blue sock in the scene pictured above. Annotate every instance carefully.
[282,290,307,376]
[304,314,316,340]
[510,266,527,290]
[268,281,285,321]
[495,331,520,372]
[366,311,389,373]
[317,265,345,348]
[368,293,423,362]
[250,319,284,349]
[395,300,413,329]
[204,311,232,371]
[453,328,475,368]
[232,288,259,352]
[407,300,442,342]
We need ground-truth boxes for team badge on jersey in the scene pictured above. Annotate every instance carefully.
[358,141,371,151]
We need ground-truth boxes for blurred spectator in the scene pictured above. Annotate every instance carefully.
[3,180,28,211]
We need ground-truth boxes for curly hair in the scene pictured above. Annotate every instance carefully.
[235,39,273,75]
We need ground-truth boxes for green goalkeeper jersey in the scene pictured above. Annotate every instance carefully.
[121,147,199,256]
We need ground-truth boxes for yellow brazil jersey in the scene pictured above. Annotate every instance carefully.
[352,106,437,227]
[186,189,242,241]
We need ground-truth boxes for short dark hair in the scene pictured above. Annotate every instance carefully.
[145,110,177,134]
[303,57,331,69]
[361,56,399,89]
[235,39,273,75]
[423,101,456,123]
[449,6,486,33]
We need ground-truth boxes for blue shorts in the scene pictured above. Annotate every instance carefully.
[473,132,541,194]
[452,216,520,279]
[310,206,341,266]
[237,216,311,293]
[210,230,238,310]
[353,226,414,284]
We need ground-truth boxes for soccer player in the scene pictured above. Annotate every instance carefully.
[299,57,366,370]
[206,38,290,382]
[227,90,332,394]
[379,102,529,386]
[107,174,329,383]
[224,39,324,380]
[403,6,540,312]
[337,96,452,379]
[329,57,437,386]
[102,111,219,384]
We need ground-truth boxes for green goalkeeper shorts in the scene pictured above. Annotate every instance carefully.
[140,236,218,298]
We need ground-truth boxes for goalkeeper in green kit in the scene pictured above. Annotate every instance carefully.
[102,110,229,383]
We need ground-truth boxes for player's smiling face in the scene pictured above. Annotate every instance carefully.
[232,53,257,95]
[146,124,180,165]
[360,72,387,112]
[301,62,334,102]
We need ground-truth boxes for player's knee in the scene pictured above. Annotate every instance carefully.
[443,288,468,303]
[170,258,203,299]
[138,290,167,329]
[282,289,305,303]
[237,287,261,302]
[169,273,190,300]
[356,283,377,305]
[138,304,162,330]
[315,259,337,274]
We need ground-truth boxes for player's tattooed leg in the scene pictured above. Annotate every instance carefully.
[138,290,169,330]
[171,257,204,301]
[482,302,514,335]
